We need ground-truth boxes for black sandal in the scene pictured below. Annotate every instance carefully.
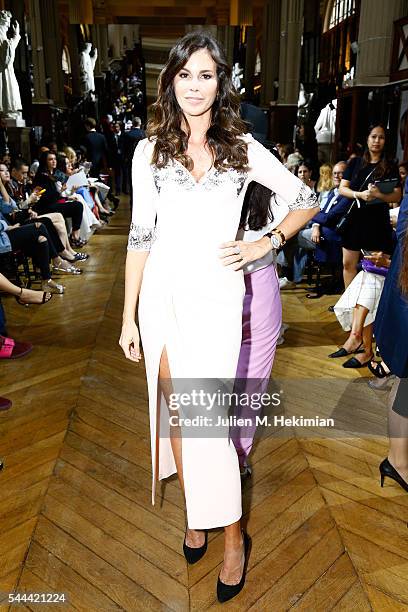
[15,287,52,306]
[368,360,391,379]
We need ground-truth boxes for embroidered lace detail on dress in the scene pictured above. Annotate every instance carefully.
[152,162,193,194]
[127,223,157,251]
[289,183,318,211]
[152,161,247,197]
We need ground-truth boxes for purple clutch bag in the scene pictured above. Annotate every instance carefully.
[361,258,388,277]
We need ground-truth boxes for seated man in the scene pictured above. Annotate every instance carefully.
[293,161,348,285]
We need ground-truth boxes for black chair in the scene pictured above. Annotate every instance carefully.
[0,250,37,288]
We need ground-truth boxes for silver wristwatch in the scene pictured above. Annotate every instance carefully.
[269,233,282,250]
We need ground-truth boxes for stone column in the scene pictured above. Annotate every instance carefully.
[91,25,107,77]
[39,0,65,107]
[260,0,281,106]
[268,0,303,142]
[278,0,303,106]
[67,25,81,98]
[356,0,408,85]
[244,26,257,102]
[69,0,93,24]
[216,26,235,67]
[28,0,48,103]
[230,0,253,26]
[108,25,124,60]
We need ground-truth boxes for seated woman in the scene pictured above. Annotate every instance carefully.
[329,253,390,368]
[316,163,334,209]
[32,151,85,248]
[56,155,101,241]
[0,211,64,293]
[6,158,88,265]
[297,161,317,192]
[0,186,81,276]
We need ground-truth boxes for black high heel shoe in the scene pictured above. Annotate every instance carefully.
[217,532,251,603]
[368,360,391,379]
[380,458,408,493]
[183,529,207,564]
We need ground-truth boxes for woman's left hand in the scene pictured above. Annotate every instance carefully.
[219,237,271,271]
[367,183,382,200]
[364,251,391,268]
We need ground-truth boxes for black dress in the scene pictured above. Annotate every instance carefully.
[341,156,399,254]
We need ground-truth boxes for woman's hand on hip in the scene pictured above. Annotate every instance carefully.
[219,237,271,271]
[364,251,391,268]
[119,319,142,362]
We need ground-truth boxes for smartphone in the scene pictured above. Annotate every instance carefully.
[361,249,372,257]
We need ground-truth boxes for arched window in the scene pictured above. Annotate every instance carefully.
[324,0,356,32]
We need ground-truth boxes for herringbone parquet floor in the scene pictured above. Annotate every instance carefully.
[0,198,407,611]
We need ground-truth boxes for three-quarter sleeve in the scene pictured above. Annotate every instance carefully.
[245,134,317,211]
[127,139,158,251]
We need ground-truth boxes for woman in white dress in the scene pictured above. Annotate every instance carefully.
[119,32,317,603]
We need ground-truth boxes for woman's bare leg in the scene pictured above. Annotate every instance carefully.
[342,306,373,364]
[159,348,244,578]
[220,520,245,585]
[342,248,360,288]
[0,272,24,296]
[158,348,204,547]
[39,212,77,258]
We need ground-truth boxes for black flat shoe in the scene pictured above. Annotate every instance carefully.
[380,458,408,493]
[328,343,364,358]
[342,355,373,368]
[183,529,207,564]
[217,532,251,603]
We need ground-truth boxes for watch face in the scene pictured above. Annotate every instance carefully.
[271,234,281,249]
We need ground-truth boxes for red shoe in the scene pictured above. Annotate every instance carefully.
[0,335,33,359]
[0,397,12,410]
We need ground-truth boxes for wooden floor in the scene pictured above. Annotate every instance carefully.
[1,199,408,611]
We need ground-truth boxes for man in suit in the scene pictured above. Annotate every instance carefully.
[297,161,348,256]
[123,117,145,206]
[293,161,348,292]
[107,121,125,195]
[82,117,109,179]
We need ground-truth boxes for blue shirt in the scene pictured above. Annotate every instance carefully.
[0,211,11,253]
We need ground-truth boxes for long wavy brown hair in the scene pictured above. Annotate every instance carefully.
[400,233,408,295]
[399,184,408,295]
[362,123,394,180]
[146,31,249,172]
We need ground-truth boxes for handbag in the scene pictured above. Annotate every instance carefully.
[361,258,388,277]
[335,166,377,236]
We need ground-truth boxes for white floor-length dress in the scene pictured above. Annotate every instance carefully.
[127,134,316,529]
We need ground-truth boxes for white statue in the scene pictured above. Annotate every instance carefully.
[0,11,23,119]
[232,62,244,93]
[79,43,98,98]
[314,99,337,163]
[297,83,314,120]
[314,100,337,144]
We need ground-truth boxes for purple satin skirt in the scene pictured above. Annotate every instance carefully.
[231,264,282,464]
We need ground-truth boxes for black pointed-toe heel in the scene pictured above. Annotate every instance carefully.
[328,342,364,358]
[217,532,251,603]
[183,529,207,564]
[380,458,408,493]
